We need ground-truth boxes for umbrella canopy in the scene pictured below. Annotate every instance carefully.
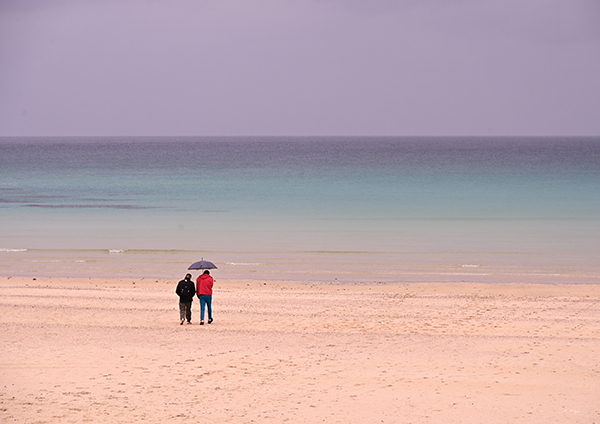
[188,260,218,270]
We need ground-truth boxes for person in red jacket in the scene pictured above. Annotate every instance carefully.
[196,270,214,325]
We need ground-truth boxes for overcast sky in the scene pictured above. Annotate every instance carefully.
[1,0,599,136]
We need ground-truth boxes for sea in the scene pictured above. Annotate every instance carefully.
[1,136,599,284]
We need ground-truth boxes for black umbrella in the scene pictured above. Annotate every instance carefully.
[188,260,218,270]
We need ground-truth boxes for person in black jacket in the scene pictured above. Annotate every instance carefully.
[175,273,196,325]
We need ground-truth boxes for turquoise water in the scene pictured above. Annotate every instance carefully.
[1,136,599,283]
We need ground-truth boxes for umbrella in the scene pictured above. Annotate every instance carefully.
[188,260,218,270]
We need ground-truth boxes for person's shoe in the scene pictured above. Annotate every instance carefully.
[200,321,204,325]
[180,319,185,325]
[186,321,192,325]
[208,318,213,324]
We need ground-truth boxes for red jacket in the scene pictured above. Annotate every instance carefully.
[196,273,214,296]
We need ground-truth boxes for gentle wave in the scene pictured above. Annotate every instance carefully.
[25,259,86,263]
[1,248,220,254]
[24,204,154,210]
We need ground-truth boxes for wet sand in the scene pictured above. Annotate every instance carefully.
[1,276,599,423]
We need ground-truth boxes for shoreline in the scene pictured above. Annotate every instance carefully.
[2,245,599,284]
[1,259,599,285]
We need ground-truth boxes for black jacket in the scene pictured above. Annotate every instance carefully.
[176,278,196,303]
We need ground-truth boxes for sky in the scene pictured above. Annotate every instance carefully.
[1,0,599,137]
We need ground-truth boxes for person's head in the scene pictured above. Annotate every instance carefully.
[203,270,210,275]
[185,273,192,280]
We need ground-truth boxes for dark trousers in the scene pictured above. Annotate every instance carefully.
[179,302,192,322]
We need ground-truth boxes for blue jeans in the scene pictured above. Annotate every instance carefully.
[198,294,212,321]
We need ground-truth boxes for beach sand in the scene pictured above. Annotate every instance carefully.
[1,276,599,423]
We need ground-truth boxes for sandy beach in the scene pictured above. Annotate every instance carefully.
[1,276,599,423]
